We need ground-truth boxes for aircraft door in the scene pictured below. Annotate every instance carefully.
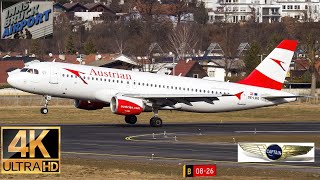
[49,66,59,84]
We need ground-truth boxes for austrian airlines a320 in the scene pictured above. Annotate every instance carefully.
[7,40,300,127]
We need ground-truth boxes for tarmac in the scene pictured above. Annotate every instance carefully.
[60,122,320,171]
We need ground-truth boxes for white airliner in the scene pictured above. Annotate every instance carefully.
[7,40,300,127]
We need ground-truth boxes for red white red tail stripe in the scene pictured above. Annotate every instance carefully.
[238,40,298,90]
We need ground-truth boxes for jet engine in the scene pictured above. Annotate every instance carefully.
[74,100,108,110]
[110,95,144,115]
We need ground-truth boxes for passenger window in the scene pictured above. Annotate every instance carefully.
[62,74,65,77]
[27,69,33,74]
[71,75,73,78]
[34,69,39,74]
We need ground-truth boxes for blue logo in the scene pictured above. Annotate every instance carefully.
[266,144,282,160]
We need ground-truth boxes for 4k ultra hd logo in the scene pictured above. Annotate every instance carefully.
[1,126,60,174]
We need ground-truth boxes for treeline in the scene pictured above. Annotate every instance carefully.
[1,18,319,56]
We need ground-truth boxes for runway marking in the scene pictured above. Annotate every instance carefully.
[235,131,320,133]
[125,132,192,142]
[62,151,320,169]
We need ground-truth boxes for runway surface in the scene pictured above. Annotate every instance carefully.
[61,122,320,170]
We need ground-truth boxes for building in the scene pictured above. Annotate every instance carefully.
[88,54,140,70]
[170,60,208,78]
[206,0,320,23]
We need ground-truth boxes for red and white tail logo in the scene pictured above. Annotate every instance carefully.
[238,40,298,90]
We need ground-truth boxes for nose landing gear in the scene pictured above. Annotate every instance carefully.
[40,95,51,114]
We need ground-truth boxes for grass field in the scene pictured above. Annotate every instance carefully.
[0,158,319,180]
[0,103,319,124]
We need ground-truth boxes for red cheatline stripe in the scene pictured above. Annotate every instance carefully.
[276,40,298,51]
[237,69,282,90]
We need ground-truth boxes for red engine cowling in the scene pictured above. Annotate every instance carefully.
[110,96,144,115]
[74,100,107,110]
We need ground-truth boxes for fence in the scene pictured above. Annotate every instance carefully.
[0,95,74,107]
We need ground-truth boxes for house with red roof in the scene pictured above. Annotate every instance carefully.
[170,60,207,78]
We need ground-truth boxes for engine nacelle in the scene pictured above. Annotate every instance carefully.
[110,96,144,115]
[74,100,107,110]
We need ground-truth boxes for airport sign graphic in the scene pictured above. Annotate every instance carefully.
[238,143,314,162]
[1,126,60,174]
[1,1,53,39]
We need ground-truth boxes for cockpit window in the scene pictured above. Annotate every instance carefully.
[27,69,33,74]
[20,68,28,72]
[20,68,39,74]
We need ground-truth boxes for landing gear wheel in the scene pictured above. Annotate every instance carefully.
[125,115,137,124]
[40,95,51,114]
[150,117,162,127]
[40,107,48,114]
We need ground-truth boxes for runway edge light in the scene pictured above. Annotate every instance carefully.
[183,164,216,177]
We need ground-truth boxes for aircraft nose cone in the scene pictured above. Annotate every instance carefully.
[7,75,13,86]
[7,73,19,88]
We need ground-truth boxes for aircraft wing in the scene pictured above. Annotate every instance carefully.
[123,94,233,106]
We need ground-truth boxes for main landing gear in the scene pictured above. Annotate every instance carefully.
[124,107,163,127]
[150,107,162,127]
[40,95,51,114]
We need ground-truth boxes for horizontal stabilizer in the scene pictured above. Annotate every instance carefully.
[262,95,305,100]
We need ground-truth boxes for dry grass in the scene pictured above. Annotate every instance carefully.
[0,103,319,124]
[0,158,318,180]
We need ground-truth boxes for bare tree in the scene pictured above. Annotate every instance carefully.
[299,23,320,96]
[168,24,198,60]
